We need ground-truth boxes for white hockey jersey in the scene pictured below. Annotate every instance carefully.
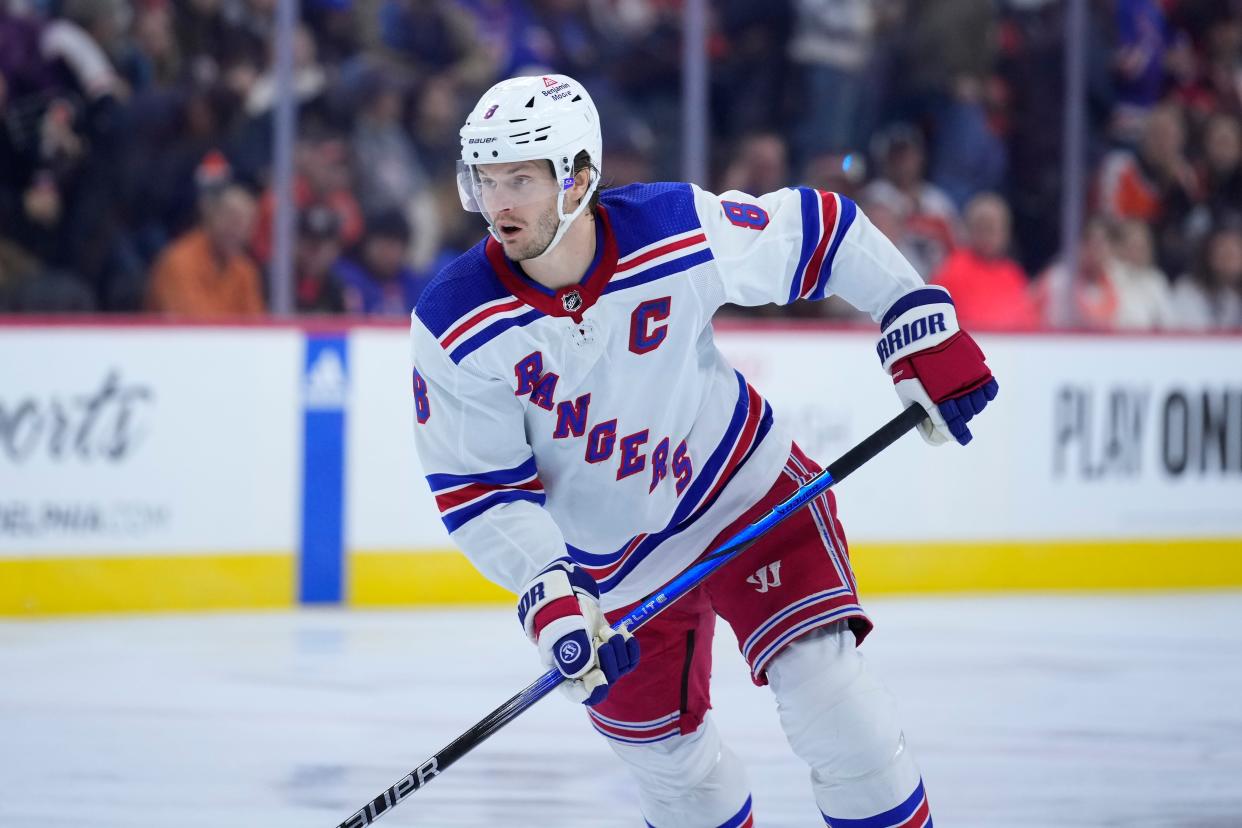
[410,182,923,610]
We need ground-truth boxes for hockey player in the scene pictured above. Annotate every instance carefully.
[410,74,997,827]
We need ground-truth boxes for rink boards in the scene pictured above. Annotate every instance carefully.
[2,321,1240,614]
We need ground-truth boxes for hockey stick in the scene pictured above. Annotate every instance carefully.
[335,402,927,828]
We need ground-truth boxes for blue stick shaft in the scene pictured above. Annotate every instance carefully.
[614,468,835,635]
[335,403,926,827]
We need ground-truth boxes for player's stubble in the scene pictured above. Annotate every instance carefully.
[507,201,564,262]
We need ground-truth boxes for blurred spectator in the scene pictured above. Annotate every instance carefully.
[1097,103,1201,273]
[530,0,608,87]
[244,24,325,116]
[930,192,1037,330]
[1200,14,1242,115]
[927,75,1008,210]
[45,0,128,99]
[789,0,875,159]
[173,0,263,85]
[1108,218,1177,329]
[146,182,266,316]
[1099,104,1199,220]
[376,0,493,88]
[711,0,793,138]
[1034,218,1121,329]
[861,123,960,279]
[1110,0,1186,142]
[294,203,346,313]
[719,132,789,196]
[603,129,656,189]
[335,210,430,315]
[0,234,95,311]
[801,150,867,201]
[1196,112,1242,222]
[1,0,1239,331]
[1170,224,1242,330]
[303,0,359,66]
[0,237,34,309]
[1,2,56,101]
[425,176,478,266]
[63,0,161,96]
[131,0,181,86]
[348,66,440,268]
[997,0,1115,276]
[589,1,683,180]
[897,0,999,190]
[252,129,364,265]
[121,90,243,271]
[408,73,468,180]
[900,0,996,115]
[224,0,277,60]
[0,0,129,305]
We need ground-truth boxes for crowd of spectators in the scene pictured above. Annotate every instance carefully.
[0,0,1240,330]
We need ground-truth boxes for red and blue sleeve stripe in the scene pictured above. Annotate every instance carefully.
[426,458,545,532]
[788,188,857,305]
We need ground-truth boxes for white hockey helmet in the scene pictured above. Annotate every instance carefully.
[458,73,602,258]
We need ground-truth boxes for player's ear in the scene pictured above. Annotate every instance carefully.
[569,165,592,206]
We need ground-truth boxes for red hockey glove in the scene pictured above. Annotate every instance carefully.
[877,286,999,446]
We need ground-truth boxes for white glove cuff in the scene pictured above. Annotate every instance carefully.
[877,287,960,373]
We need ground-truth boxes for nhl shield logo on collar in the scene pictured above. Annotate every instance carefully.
[561,289,583,313]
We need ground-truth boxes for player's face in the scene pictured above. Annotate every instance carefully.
[473,162,564,260]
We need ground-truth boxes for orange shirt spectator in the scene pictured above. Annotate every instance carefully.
[930,193,1038,330]
[1097,104,1199,222]
[146,185,266,317]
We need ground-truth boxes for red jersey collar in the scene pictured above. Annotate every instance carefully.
[485,206,618,321]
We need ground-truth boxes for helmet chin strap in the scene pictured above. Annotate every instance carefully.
[529,170,600,262]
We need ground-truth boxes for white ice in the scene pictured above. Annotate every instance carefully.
[2,593,1241,828]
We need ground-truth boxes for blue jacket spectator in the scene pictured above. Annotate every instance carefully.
[334,210,432,315]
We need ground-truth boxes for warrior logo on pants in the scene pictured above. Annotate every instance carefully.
[746,561,782,594]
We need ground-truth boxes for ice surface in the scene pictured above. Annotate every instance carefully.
[2,593,1240,827]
